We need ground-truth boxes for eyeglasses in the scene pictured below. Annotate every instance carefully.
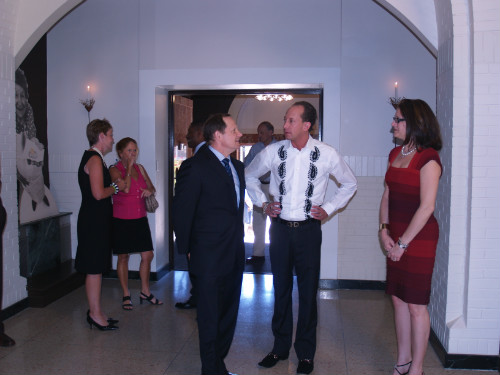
[392,117,406,124]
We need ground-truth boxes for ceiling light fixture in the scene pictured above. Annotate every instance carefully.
[255,94,293,102]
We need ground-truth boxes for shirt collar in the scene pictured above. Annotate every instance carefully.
[285,135,314,152]
[208,145,227,162]
[194,141,206,154]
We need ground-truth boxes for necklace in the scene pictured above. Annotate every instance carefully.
[400,145,416,156]
[91,147,107,167]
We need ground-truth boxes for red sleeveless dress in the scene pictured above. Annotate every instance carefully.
[385,146,442,305]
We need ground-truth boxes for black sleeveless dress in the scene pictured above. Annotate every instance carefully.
[75,150,112,274]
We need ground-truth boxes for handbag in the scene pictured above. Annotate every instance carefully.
[137,164,159,213]
[144,194,159,213]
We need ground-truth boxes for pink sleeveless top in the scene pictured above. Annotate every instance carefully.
[112,161,147,219]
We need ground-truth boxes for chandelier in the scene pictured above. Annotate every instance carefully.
[255,94,293,102]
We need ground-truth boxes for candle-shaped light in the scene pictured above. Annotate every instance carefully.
[394,81,398,98]
[87,85,91,99]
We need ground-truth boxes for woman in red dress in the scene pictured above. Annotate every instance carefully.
[379,99,442,375]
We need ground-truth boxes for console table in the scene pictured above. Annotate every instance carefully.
[19,212,84,307]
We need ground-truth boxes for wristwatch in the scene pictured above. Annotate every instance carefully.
[397,238,409,251]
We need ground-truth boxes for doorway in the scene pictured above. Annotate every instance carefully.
[168,88,323,272]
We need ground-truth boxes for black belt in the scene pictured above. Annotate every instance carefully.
[272,217,319,228]
[260,181,270,185]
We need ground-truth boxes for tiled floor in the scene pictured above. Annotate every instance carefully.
[0,271,495,375]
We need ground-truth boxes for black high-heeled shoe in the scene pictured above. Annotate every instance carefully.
[139,292,163,305]
[87,310,119,325]
[86,314,118,331]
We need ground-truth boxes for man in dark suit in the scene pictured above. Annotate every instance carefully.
[173,113,245,375]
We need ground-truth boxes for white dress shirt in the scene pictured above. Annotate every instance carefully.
[245,136,357,221]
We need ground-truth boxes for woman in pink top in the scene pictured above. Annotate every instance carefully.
[110,137,163,310]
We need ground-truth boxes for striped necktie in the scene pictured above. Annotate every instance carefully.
[222,158,232,177]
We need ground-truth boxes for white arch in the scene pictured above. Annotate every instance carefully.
[14,0,83,68]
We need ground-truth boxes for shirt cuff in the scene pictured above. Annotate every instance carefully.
[321,202,335,217]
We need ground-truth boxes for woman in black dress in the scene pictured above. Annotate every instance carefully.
[75,119,125,330]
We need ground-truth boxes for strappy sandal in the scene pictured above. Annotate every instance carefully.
[394,361,412,375]
[122,296,133,310]
[139,292,163,305]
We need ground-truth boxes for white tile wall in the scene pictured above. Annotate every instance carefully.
[0,0,28,309]
[431,0,500,356]
[338,175,386,281]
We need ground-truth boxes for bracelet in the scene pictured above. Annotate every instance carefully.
[379,223,390,232]
[262,202,270,214]
[397,238,409,251]
[110,182,119,195]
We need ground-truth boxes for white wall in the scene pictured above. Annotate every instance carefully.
[47,0,142,269]
[0,0,28,310]
[338,0,436,280]
[45,0,436,279]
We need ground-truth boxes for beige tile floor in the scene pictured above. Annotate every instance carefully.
[0,271,495,375]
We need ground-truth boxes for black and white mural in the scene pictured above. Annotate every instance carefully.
[15,36,58,224]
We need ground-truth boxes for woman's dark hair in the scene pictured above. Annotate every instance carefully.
[86,118,112,147]
[115,137,137,157]
[292,101,317,133]
[203,113,231,143]
[398,99,442,151]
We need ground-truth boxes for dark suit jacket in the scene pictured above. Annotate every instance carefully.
[173,144,245,277]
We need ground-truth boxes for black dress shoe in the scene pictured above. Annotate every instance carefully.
[258,352,289,368]
[297,359,314,374]
[175,298,196,309]
[245,256,265,264]
[0,333,15,347]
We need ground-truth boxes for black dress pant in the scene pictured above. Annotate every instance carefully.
[187,255,196,303]
[269,219,322,360]
[195,265,243,375]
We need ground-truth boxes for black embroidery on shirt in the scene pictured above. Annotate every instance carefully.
[279,180,286,196]
[304,199,312,215]
[278,162,286,179]
[304,146,321,216]
[278,145,287,161]
[276,146,288,211]
[310,146,320,162]
[306,182,314,198]
[308,164,318,181]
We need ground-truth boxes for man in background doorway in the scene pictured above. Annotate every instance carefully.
[244,121,276,264]
[175,121,205,310]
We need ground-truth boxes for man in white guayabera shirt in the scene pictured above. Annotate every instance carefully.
[245,101,357,375]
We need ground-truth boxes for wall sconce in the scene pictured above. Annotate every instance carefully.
[80,85,95,123]
[389,81,404,107]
